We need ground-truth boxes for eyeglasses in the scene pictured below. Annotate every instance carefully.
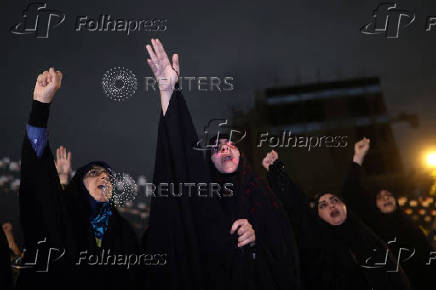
[85,167,110,178]
[210,141,237,154]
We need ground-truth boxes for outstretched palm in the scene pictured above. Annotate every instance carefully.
[55,146,72,184]
[146,38,180,93]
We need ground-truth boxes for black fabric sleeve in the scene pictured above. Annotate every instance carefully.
[19,104,64,257]
[161,90,235,248]
[346,215,411,290]
[267,160,322,247]
[341,162,376,222]
[28,100,51,128]
[161,90,235,249]
[144,90,236,290]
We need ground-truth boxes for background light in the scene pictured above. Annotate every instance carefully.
[426,151,436,168]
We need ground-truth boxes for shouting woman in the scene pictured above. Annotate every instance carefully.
[263,149,410,290]
[143,39,301,290]
[342,138,436,290]
[18,68,139,290]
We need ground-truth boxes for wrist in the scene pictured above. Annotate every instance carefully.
[160,89,173,100]
[268,159,283,173]
[353,154,364,166]
[160,89,174,116]
[59,173,69,184]
[33,96,52,104]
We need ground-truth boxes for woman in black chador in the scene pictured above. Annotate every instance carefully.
[17,68,139,290]
[142,39,300,290]
[263,148,411,290]
[341,138,436,290]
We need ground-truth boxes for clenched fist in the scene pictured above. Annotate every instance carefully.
[2,222,12,233]
[353,137,370,166]
[33,67,63,103]
[262,150,278,171]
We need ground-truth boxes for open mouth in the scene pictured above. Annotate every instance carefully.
[383,201,393,208]
[330,209,340,218]
[222,155,233,163]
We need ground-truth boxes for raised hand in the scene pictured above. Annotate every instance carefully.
[33,67,63,103]
[2,222,12,233]
[55,146,72,185]
[2,222,21,256]
[353,137,370,166]
[262,150,279,171]
[230,219,256,248]
[145,39,180,115]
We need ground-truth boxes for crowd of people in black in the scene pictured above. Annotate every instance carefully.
[1,39,436,290]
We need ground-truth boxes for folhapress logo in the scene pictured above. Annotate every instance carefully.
[11,2,167,39]
[361,3,415,38]
[10,2,65,38]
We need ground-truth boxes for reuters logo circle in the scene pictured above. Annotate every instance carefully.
[102,67,137,102]
[103,172,138,207]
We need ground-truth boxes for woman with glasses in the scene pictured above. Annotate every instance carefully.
[143,39,300,290]
[18,68,139,290]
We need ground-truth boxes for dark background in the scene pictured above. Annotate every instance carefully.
[2,1,436,237]
[2,0,436,178]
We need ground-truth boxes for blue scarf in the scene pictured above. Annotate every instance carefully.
[89,198,112,247]
[80,161,114,247]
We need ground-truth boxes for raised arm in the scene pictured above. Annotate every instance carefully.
[341,138,373,217]
[145,38,179,116]
[353,137,370,166]
[264,151,308,221]
[1,222,21,257]
[143,39,237,289]
[264,150,322,245]
[144,39,231,241]
[55,146,72,188]
[19,67,65,250]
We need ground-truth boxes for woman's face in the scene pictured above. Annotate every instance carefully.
[83,166,113,202]
[317,193,347,226]
[376,190,396,214]
[210,139,240,173]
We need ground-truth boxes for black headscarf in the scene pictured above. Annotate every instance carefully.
[18,132,139,290]
[267,161,411,290]
[363,188,417,242]
[144,89,301,290]
[362,188,435,290]
[56,160,139,290]
[341,162,434,290]
[206,135,301,290]
[67,161,112,216]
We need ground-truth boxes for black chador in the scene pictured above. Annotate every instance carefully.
[267,160,411,290]
[143,90,301,290]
